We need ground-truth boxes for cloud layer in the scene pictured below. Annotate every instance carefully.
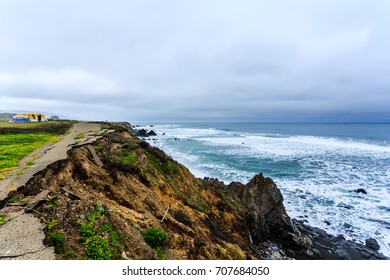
[1,0,389,121]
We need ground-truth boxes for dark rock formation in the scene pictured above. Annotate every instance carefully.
[147,130,157,136]
[227,174,295,244]
[134,129,157,137]
[207,174,318,258]
[366,238,380,251]
[354,188,367,195]
[134,129,148,137]
[294,220,388,260]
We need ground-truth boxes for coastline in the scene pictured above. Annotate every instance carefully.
[134,123,389,260]
[1,121,388,260]
[293,220,387,260]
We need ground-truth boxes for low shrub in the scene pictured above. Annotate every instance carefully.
[141,227,168,249]
[85,235,112,260]
[48,231,65,253]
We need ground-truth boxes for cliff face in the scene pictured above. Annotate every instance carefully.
[7,124,313,259]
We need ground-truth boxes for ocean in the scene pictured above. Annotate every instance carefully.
[137,122,390,257]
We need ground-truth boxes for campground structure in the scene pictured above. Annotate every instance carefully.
[15,113,47,122]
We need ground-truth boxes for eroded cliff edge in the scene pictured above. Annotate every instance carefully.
[2,123,386,259]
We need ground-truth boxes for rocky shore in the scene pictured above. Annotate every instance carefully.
[133,125,389,260]
[1,122,388,260]
[293,220,387,260]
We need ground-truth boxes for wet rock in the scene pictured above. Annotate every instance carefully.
[147,130,157,136]
[227,173,313,257]
[365,238,380,251]
[304,248,322,258]
[135,129,148,137]
[294,220,388,260]
[309,248,322,258]
[262,241,270,248]
[228,174,290,242]
[270,251,284,260]
[354,188,367,195]
[343,223,353,229]
[337,203,354,209]
[335,248,351,260]
[298,236,313,249]
[360,250,371,259]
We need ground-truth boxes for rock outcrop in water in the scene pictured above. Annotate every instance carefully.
[1,122,387,260]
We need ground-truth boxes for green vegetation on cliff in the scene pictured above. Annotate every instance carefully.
[142,227,168,260]
[0,212,9,226]
[78,204,124,260]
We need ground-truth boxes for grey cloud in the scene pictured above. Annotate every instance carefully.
[0,0,390,122]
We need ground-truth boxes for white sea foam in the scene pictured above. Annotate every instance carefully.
[279,179,390,256]
[198,134,390,159]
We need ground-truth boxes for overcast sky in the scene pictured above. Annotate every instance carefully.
[1,0,389,122]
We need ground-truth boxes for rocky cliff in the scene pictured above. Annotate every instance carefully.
[3,123,385,260]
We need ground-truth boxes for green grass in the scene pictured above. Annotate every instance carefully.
[48,231,65,253]
[8,196,30,204]
[0,121,74,134]
[0,121,73,178]
[44,216,65,253]
[100,123,111,130]
[145,151,180,176]
[0,212,9,226]
[180,192,210,213]
[85,235,112,260]
[156,247,166,260]
[46,216,59,231]
[74,133,85,140]
[47,199,60,207]
[0,133,57,171]
[119,151,138,167]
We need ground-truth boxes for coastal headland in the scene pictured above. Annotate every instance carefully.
[0,121,387,260]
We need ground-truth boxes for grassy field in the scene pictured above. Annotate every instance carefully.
[0,121,74,179]
[0,121,73,134]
